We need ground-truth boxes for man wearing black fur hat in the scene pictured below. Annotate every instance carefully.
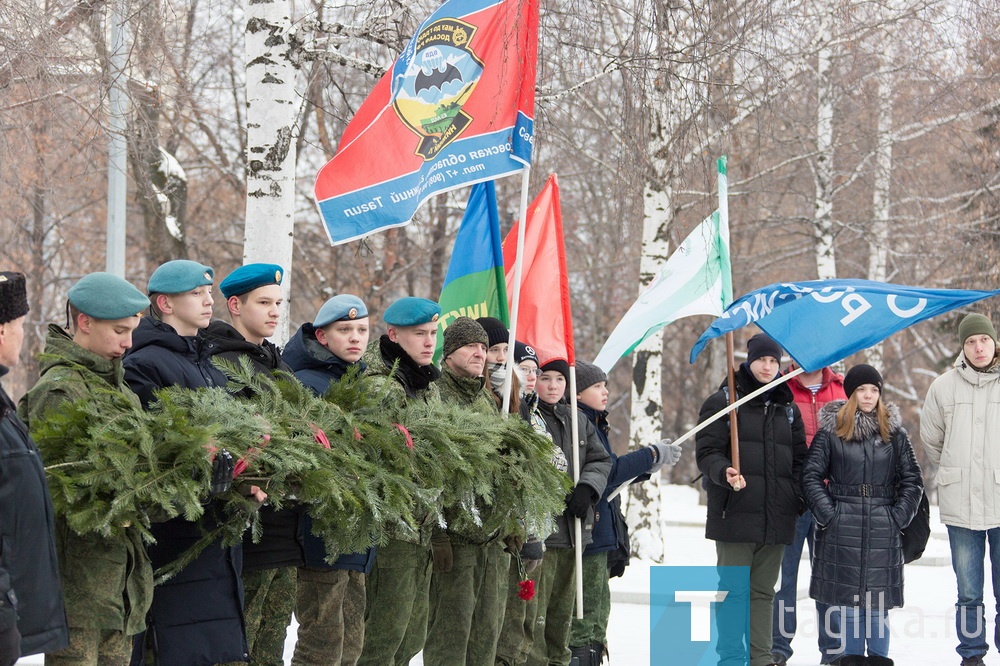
[0,271,69,665]
[696,333,807,666]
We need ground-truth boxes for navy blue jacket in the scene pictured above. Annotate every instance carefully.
[0,368,68,656]
[203,320,304,574]
[123,318,248,666]
[579,404,654,555]
[283,324,375,573]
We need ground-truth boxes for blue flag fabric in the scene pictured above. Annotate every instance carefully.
[690,279,1000,371]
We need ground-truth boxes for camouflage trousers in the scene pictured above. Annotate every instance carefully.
[494,554,543,666]
[568,551,610,648]
[423,541,510,666]
[241,567,296,666]
[45,627,130,666]
[292,568,366,666]
[356,538,432,666]
[525,548,576,666]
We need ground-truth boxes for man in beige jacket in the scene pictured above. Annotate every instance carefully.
[921,313,1000,666]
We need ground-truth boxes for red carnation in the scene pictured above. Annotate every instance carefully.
[518,579,535,601]
[394,423,414,449]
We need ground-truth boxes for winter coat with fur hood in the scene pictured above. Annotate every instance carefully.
[802,401,923,609]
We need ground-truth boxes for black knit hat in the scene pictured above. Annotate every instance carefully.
[0,272,29,325]
[442,316,488,359]
[844,363,883,398]
[540,358,570,382]
[575,360,607,393]
[514,341,538,366]
[746,333,783,365]
[476,317,509,348]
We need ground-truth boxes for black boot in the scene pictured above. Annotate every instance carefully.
[866,657,894,666]
[569,644,600,666]
[830,656,867,666]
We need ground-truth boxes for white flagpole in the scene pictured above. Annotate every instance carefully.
[501,166,531,414]
[569,364,584,618]
[606,367,805,500]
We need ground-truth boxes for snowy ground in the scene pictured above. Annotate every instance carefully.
[16,483,981,665]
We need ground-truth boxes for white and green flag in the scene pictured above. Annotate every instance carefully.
[594,196,733,372]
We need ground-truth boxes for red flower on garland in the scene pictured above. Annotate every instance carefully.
[353,426,363,442]
[310,423,331,449]
[393,423,414,449]
[518,579,535,601]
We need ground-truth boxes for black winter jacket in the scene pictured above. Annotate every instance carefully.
[202,320,304,574]
[283,324,375,574]
[537,402,612,549]
[0,368,68,656]
[696,364,807,545]
[122,319,248,666]
[802,401,923,609]
[123,317,228,409]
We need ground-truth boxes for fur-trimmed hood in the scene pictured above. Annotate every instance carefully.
[819,399,901,442]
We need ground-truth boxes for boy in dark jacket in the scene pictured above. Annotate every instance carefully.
[283,294,373,666]
[0,271,68,665]
[696,333,807,666]
[19,272,152,666]
[123,260,250,666]
[526,358,611,666]
[204,263,300,666]
[567,361,679,666]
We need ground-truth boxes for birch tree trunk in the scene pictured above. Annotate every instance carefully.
[245,0,301,343]
[866,44,894,368]
[624,176,673,562]
[814,13,838,281]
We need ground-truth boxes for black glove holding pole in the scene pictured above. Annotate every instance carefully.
[566,484,597,520]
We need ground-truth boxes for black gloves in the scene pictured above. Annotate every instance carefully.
[520,538,545,573]
[566,484,597,519]
[209,449,235,496]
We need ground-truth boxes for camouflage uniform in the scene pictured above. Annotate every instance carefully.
[356,336,441,666]
[19,326,154,666]
[241,567,295,666]
[423,367,511,666]
[494,557,542,666]
[567,551,610,648]
[292,568,366,666]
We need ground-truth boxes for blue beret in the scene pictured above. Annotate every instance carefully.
[314,294,368,328]
[68,272,149,320]
[219,263,284,299]
[148,260,214,294]
[383,297,441,327]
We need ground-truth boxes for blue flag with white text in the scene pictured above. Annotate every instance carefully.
[689,279,1000,371]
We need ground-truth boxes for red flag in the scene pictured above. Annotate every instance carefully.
[502,174,575,365]
[313,0,539,246]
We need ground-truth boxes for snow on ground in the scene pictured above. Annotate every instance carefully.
[16,483,983,665]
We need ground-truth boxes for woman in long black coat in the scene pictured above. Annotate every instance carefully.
[801,364,923,666]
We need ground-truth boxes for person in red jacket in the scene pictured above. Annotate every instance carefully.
[771,363,846,666]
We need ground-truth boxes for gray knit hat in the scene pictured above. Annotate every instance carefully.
[959,313,997,345]
[442,316,488,359]
[575,360,608,393]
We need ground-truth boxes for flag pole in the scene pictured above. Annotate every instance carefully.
[719,157,741,489]
[569,365,584,619]
[502,167,531,415]
[725,332,741,490]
